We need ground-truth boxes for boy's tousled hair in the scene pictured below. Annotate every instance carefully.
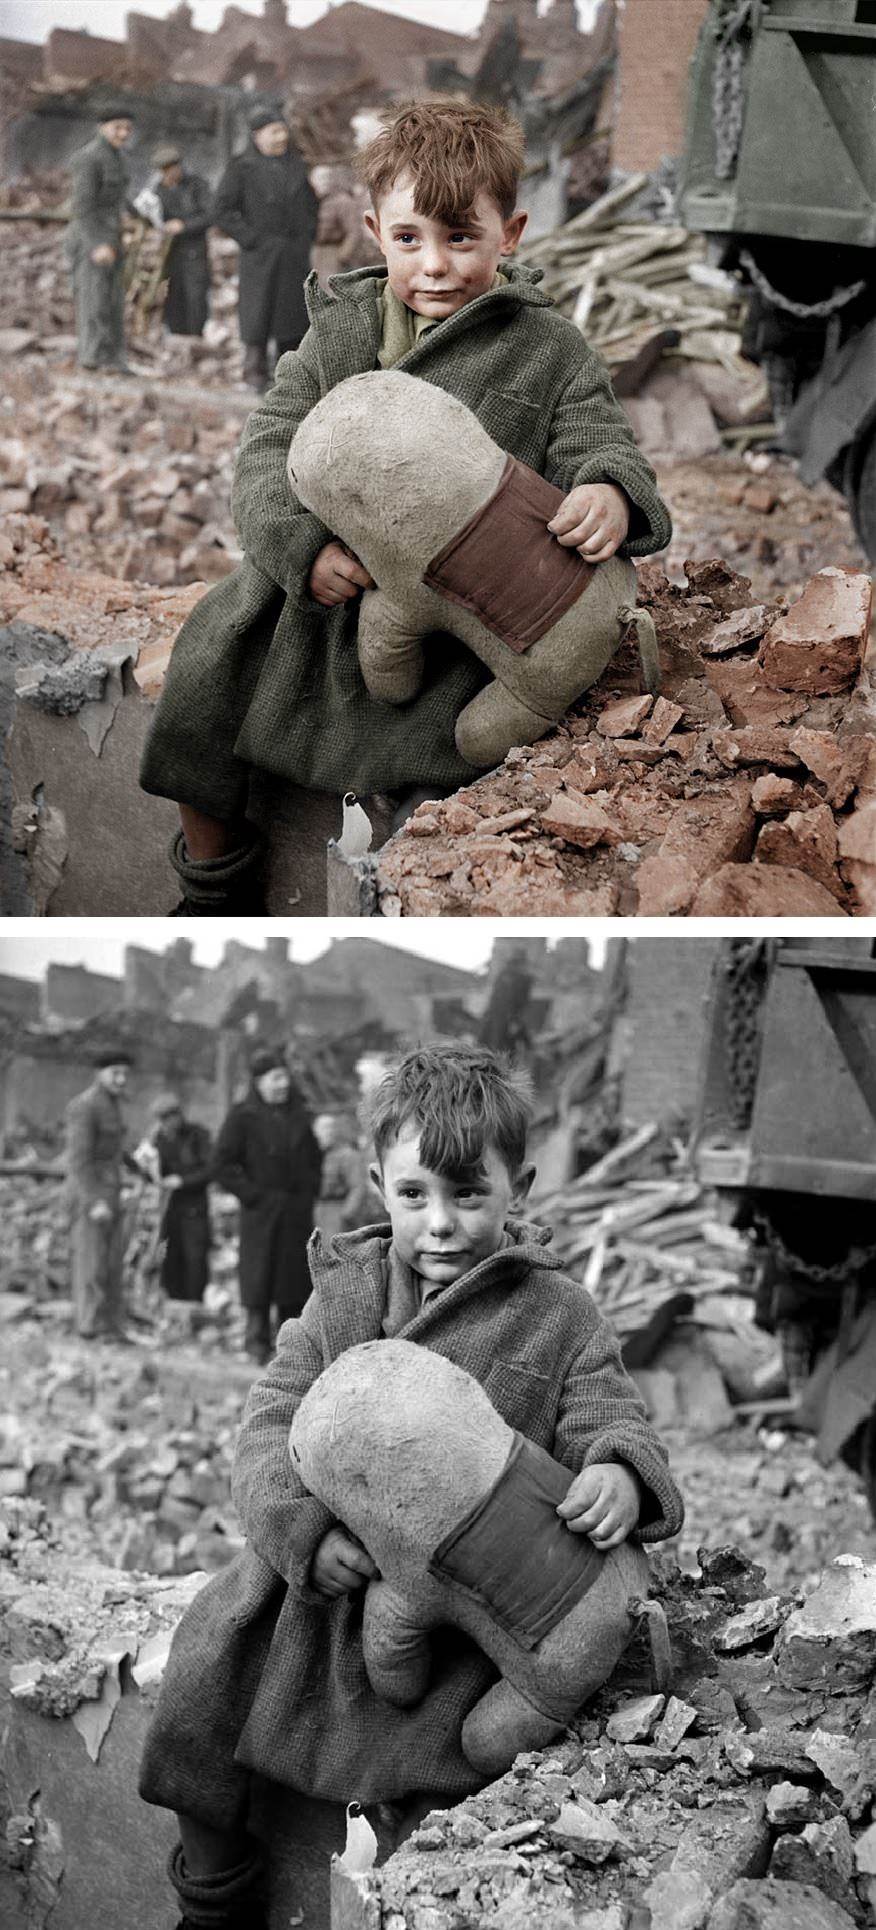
[357,99,525,225]
[369,1042,532,1181]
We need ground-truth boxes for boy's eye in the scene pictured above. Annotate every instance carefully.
[449,232,471,243]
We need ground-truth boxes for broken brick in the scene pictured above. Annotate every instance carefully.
[635,783,755,915]
[641,697,684,745]
[760,570,872,696]
[708,1877,859,1930]
[595,694,653,739]
[706,656,809,729]
[539,792,621,849]
[788,729,869,808]
[836,798,876,866]
[751,774,801,816]
[691,864,847,917]
[775,1558,876,1694]
[700,604,772,657]
[712,728,802,772]
[755,805,842,897]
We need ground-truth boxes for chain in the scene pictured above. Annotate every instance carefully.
[739,249,866,321]
[722,939,767,1128]
[753,1211,876,1290]
[711,0,755,181]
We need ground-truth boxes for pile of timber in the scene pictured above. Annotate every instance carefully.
[523,175,759,418]
[535,1123,752,1339]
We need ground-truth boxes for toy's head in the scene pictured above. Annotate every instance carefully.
[289,1338,514,1563]
[366,1043,535,1288]
[286,372,506,574]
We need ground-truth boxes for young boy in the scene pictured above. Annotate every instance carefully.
[139,101,672,913]
[139,1044,683,1929]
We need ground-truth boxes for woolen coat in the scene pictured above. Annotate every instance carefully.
[213,1085,321,1314]
[138,1220,684,1831]
[212,142,317,348]
[155,1118,213,1302]
[157,172,211,337]
[139,263,673,821]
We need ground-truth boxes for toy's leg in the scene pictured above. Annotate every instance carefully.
[455,680,554,768]
[363,1581,432,1707]
[357,588,425,705]
[462,1681,565,1774]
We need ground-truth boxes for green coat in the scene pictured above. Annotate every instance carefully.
[138,1220,684,1828]
[140,264,672,818]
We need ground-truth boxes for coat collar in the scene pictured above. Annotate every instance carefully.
[308,1216,560,1356]
[303,261,554,392]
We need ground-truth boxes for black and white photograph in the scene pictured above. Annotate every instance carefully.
[0,0,874,918]
[1,923,876,1929]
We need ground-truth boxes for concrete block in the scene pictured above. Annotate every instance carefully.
[8,669,395,916]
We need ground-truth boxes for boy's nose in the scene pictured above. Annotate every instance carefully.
[426,1198,456,1236]
[422,249,449,278]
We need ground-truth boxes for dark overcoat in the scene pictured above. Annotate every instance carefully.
[157,172,211,337]
[213,1085,321,1314]
[213,142,317,348]
[139,263,673,821]
[155,1118,213,1302]
[138,1221,684,1831]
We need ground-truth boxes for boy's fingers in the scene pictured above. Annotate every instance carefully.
[579,538,617,563]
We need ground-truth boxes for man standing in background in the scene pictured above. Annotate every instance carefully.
[64,1047,134,1339]
[65,109,136,374]
[214,1047,322,1363]
[213,105,318,391]
[151,1092,213,1304]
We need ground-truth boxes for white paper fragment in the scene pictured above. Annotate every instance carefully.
[338,792,373,859]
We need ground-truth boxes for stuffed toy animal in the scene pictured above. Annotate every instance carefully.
[287,371,660,769]
[289,1338,651,1776]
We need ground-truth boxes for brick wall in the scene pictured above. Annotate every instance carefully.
[619,938,721,1131]
[614,0,707,172]
[45,963,124,1024]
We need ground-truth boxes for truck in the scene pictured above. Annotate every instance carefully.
[677,0,876,561]
[692,935,876,1517]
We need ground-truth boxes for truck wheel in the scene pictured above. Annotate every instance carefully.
[848,422,876,565]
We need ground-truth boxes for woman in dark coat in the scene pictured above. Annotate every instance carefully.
[152,1093,213,1302]
[153,144,211,338]
[214,1047,322,1362]
[213,106,318,391]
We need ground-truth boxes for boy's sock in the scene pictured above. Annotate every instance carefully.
[168,1842,267,1928]
[169,826,265,915]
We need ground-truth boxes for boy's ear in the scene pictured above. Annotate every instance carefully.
[369,1161,387,1206]
[363,209,385,252]
[511,1162,537,1208]
[500,209,528,256]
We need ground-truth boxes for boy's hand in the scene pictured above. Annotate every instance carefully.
[556,1462,641,1549]
[311,1526,380,1597]
[548,483,630,564]
[309,541,375,608]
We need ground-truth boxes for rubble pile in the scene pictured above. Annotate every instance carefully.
[378,560,876,918]
[0,328,246,589]
[525,176,770,459]
[356,1551,876,1930]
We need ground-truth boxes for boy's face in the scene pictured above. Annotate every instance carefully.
[373,1125,534,1287]
[365,173,528,321]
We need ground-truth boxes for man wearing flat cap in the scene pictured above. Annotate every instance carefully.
[214,1047,321,1362]
[64,1048,135,1338]
[153,145,212,338]
[213,105,317,391]
[65,107,138,374]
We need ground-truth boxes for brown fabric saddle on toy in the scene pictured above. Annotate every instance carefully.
[429,1432,604,1648]
[423,454,597,655]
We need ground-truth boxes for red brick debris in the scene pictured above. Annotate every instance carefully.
[378,560,876,918]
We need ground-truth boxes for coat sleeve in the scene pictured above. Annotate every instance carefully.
[553,1310,684,1543]
[544,346,672,558]
[213,1107,263,1208]
[213,157,257,251]
[65,1097,100,1204]
[180,175,212,238]
[232,1296,336,1599]
[230,320,333,598]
